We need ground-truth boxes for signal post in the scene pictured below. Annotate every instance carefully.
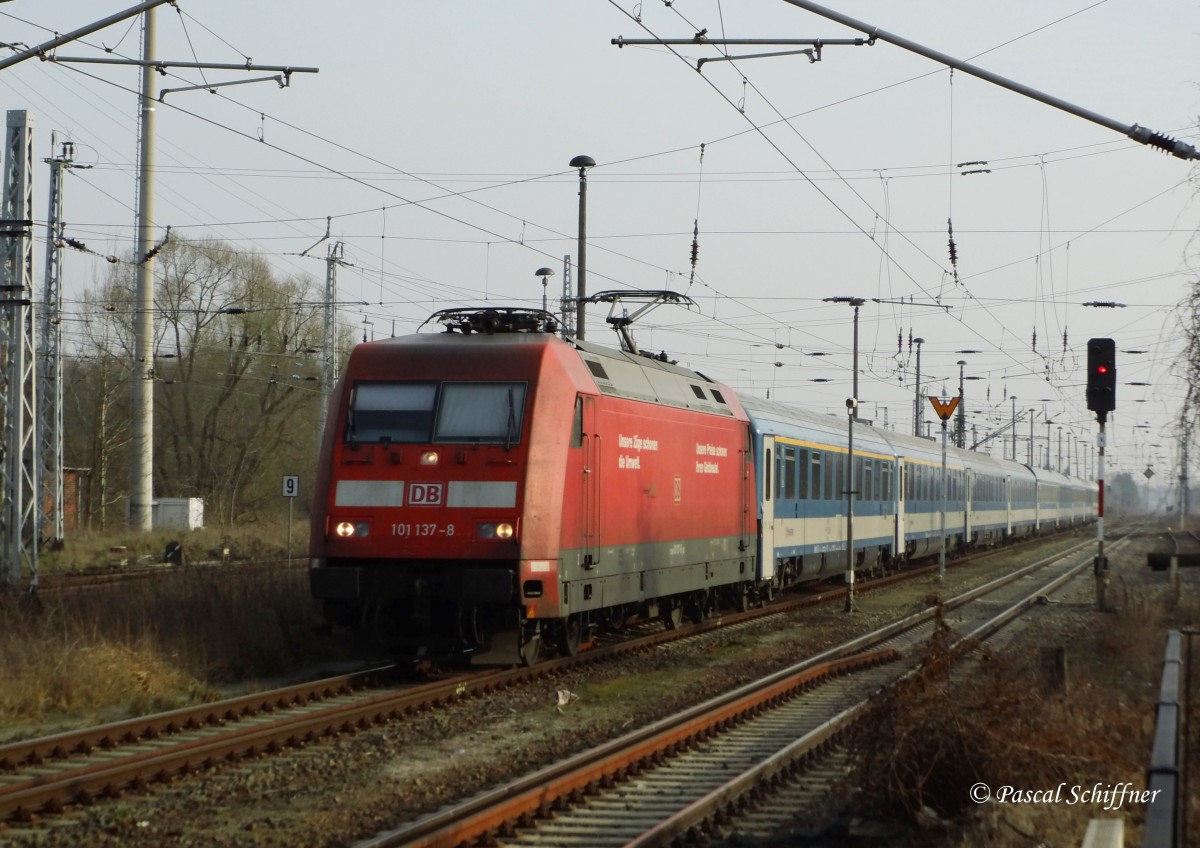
[929,394,960,583]
[1086,338,1116,611]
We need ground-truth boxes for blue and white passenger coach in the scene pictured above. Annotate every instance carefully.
[740,396,1096,594]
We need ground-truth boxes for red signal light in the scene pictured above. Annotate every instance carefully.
[1086,337,1116,416]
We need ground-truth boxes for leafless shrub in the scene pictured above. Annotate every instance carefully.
[850,619,1145,826]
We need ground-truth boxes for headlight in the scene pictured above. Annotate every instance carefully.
[335,521,369,538]
[477,521,515,540]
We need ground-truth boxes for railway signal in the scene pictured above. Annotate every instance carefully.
[1084,338,1116,610]
[1086,337,1117,419]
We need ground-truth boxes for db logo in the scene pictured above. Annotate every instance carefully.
[407,482,444,506]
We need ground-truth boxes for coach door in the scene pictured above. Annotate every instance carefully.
[741,435,754,563]
[759,436,776,581]
[1005,474,1014,536]
[580,395,600,569]
[895,461,907,558]
[964,470,973,545]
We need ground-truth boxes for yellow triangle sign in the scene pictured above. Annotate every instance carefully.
[928,395,960,421]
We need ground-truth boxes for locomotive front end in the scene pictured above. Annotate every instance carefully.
[310,310,571,665]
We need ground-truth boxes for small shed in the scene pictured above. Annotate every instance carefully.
[153,497,204,531]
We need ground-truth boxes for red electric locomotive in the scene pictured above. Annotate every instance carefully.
[309,306,758,665]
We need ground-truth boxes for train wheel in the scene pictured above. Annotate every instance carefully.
[661,601,683,630]
[458,607,484,648]
[362,602,403,650]
[599,606,625,632]
[518,621,541,667]
[684,591,711,623]
[556,616,583,657]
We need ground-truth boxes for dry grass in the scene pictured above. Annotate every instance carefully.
[0,557,344,737]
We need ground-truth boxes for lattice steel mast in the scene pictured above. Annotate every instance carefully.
[319,241,346,443]
[1,110,38,588]
[39,138,77,550]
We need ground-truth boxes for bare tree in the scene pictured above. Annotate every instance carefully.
[151,239,326,524]
[64,300,131,531]
[1174,278,1198,523]
[69,237,333,527]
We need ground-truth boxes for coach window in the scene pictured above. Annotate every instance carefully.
[798,448,810,499]
[347,382,436,443]
[811,451,822,500]
[783,447,797,500]
[435,382,527,443]
[824,452,835,501]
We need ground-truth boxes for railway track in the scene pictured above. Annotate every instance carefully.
[0,529,1103,830]
[24,556,308,595]
[354,532,1123,848]
[1147,525,1200,572]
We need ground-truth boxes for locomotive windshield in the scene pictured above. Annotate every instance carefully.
[346,381,527,444]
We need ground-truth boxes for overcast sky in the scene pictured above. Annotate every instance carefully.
[3,0,1198,486]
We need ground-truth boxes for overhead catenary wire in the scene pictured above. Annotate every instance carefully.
[605,0,1105,399]
[5,2,1193,436]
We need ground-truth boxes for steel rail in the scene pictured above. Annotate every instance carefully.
[361,534,1115,847]
[629,533,1135,847]
[360,650,899,848]
[0,666,395,772]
